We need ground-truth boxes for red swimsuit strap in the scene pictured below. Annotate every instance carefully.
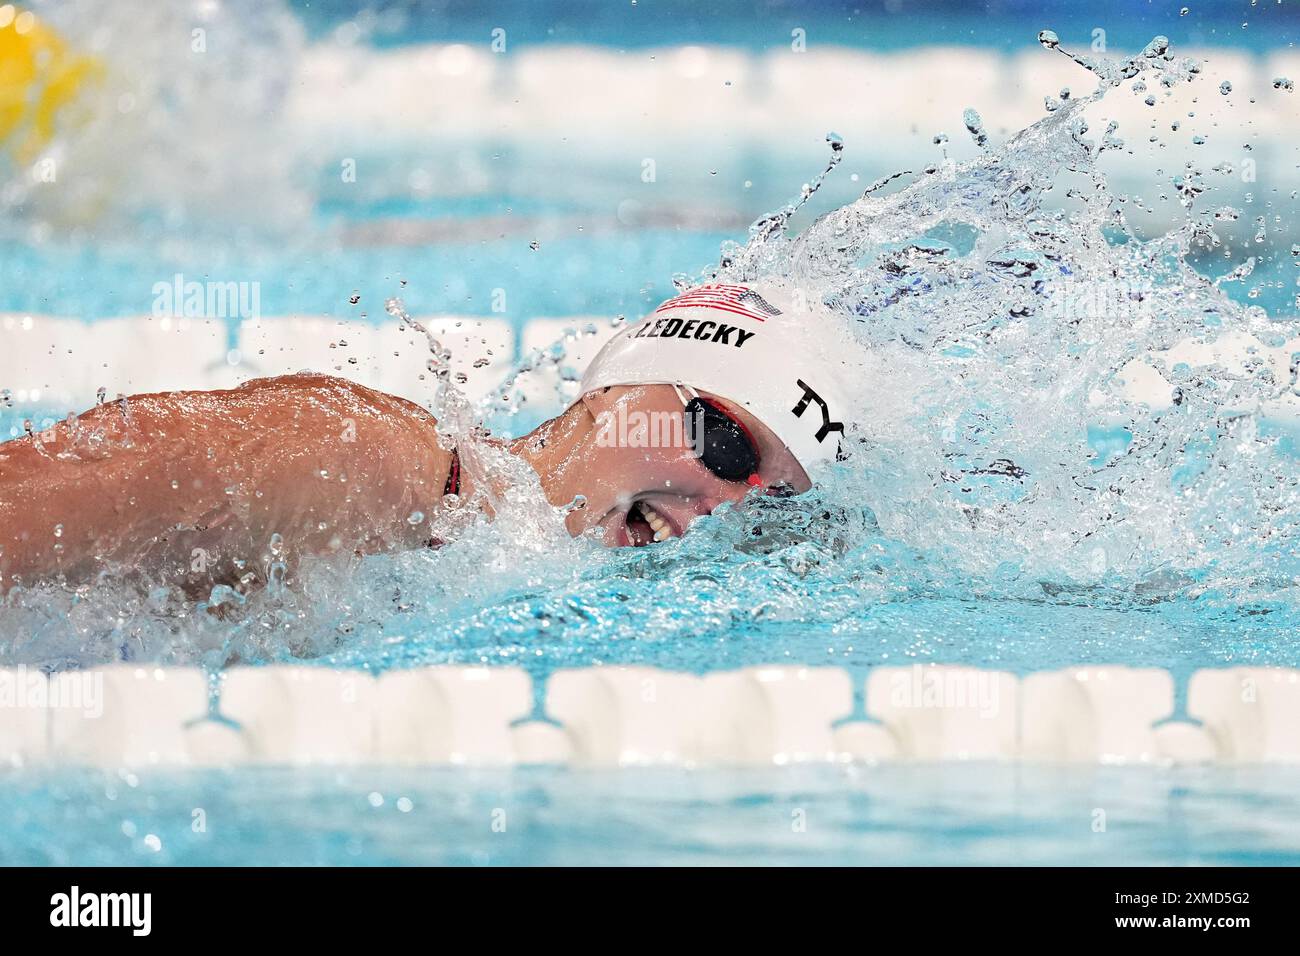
[442,448,460,497]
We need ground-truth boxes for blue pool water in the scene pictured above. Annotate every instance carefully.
[3,0,1300,864]
[5,764,1300,866]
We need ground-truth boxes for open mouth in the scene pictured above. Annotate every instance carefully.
[624,500,678,547]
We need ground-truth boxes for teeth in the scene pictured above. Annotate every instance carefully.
[637,501,675,543]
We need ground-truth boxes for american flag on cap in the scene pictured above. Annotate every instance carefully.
[654,283,782,323]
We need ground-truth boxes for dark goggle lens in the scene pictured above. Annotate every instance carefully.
[683,397,760,482]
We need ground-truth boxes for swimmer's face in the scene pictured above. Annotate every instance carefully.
[565,384,812,547]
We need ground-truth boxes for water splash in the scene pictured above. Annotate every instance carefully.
[705,32,1298,606]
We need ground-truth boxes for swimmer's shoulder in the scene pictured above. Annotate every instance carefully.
[227,373,438,426]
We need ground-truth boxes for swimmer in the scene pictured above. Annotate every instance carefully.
[0,282,854,594]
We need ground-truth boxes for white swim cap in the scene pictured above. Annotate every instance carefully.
[580,281,856,474]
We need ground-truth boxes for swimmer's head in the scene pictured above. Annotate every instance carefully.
[580,280,855,474]
[534,281,858,546]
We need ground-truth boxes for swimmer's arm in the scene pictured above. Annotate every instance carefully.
[0,374,454,591]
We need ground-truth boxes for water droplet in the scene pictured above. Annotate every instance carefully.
[1274,77,1294,92]
[348,293,360,305]
[529,240,540,251]
[962,108,988,148]
[1219,80,1232,95]
[1037,30,1059,50]
[1142,36,1169,58]
[407,510,425,525]
[53,523,63,538]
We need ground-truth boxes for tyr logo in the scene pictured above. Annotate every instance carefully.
[791,380,844,444]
